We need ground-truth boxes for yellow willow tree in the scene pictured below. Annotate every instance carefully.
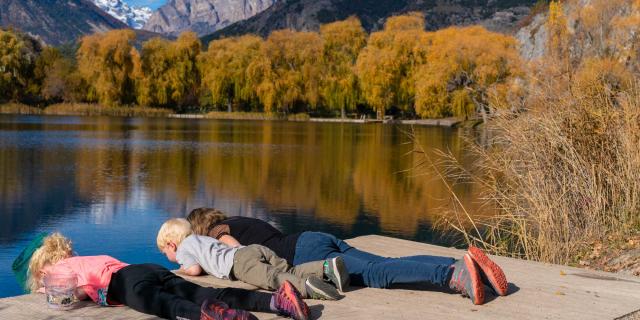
[77,29,139,106]
[137,37,172,106]
[199,35,263,111]
[319,17,367,118]
[414,26,522,119]
[168,32,201,109]
[137,32,202,109]
[355,13,427,119]
[249,30,323,113]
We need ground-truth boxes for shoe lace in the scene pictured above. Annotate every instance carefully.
[450,269,469,296]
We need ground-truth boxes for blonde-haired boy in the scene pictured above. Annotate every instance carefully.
[157,218,348,300]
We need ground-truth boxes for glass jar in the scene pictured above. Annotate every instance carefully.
[44,272,77,310]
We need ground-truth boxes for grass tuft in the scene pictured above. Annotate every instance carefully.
[0,103,43,114]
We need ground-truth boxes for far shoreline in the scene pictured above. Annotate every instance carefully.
[0,103,474,128]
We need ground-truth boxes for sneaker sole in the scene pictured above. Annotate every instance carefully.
[464,254,485,305]
[468,247,509,296]
[330,257,349,292]
[282,281,310,320]
[306,277,341,300]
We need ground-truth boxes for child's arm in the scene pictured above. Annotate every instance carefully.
[179,263,203,276]
[219,235,241,248]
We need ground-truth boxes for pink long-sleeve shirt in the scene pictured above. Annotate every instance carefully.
[46,255,128,305]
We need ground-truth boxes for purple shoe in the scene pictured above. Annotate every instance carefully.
[273,280,310,320]
[200,299,257,320]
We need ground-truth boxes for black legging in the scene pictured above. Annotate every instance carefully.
[107,264,272,320]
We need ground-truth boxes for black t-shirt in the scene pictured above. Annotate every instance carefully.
[208,216,301,265]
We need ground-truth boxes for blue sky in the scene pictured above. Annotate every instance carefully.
[126,0,166,9]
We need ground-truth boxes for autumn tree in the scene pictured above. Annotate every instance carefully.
[168,32,201,109]
[0,29,40,102]
[355,13,427,119]
[546,1,571,70]
[414,26,522,119]
[199,35,262,111]
[33,47,85,102]
[319,17,367,118]
[137,32,201,109]
[77,29,139,106]
[249,30,323,113]
[137,37,172,106]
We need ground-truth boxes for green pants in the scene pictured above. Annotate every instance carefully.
[231,244,324,297]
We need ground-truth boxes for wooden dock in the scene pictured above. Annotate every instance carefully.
[1,235,639,319]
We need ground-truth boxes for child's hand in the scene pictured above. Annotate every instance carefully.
[75,286,89,301]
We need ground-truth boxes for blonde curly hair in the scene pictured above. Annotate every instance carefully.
[27,233,73,292]
[186,208,228,236]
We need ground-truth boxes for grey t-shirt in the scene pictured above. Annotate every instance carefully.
[176,234,240,279]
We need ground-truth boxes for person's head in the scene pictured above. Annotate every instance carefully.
[186,208,228,236]
[27,233,73,292]
[157,218,192,262]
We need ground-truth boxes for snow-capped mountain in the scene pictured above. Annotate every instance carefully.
[91,0,152,29]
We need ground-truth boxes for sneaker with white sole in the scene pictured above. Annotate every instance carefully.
[323,256,349,292]
[305,276,342,300]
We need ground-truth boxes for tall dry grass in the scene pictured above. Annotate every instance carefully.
[43,103,172,117]
[0,103,42,114]
[422,64,640,265]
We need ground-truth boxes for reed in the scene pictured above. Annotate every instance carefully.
[418,81,640,265]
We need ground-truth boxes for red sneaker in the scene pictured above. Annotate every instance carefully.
[274,280,310,320]
[200,300,257,320]
[449,254,485,305]
[468,246,509,296]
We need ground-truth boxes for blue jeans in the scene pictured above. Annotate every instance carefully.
[293,232,455,288]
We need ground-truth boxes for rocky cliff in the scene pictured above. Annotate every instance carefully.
[205,0,536,42]
[0,0,128,46]
[515,0,640,62]
[143,0,276,36]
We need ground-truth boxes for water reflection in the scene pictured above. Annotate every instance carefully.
[0,115,482,297]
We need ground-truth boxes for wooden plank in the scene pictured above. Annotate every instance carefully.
[1,235,639,319]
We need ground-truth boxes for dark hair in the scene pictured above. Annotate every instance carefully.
[186,208,228,236]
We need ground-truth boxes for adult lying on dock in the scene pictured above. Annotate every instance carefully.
[187,208,510,305]
[156,218,349,301]
[14,232,311,320]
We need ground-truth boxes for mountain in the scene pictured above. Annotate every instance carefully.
[0,0,128,46]
[206,0,536,41]
[142,0,276,36]
[91,0,152,29]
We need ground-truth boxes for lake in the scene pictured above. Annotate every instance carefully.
[0,115,483,297]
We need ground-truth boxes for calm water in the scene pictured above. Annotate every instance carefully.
[0,115,482,297]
